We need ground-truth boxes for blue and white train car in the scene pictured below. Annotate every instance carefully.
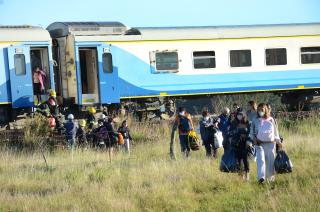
[0,26,54,122]
[47,22,320,116]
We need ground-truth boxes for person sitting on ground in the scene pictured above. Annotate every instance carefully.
[250,103,282,184]
[229,109,251,181]
[218,107,231,149]
[118,120,133,154]
[170,107,194,158]
[76,119,87,147]
[247,100,257,123]
[63,114,78,149]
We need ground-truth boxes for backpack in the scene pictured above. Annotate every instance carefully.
[187,130,200,151]
[257,118,275,142]
[178,115,193,133]
[118,133,124,145]
[214,130,224,149]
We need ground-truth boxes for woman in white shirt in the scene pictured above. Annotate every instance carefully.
[250,103,282,183]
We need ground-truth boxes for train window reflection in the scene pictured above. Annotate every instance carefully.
[155,52,179,70]
[14,54,26,76]
[193,51,216,69]
[102,53,113,73]
[301,47,320,64]
[266,48,287,66]
[230,50,251,67]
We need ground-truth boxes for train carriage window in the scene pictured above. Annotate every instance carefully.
[266,48,287,66]
[230,50,251,67]
[301,47,320,64]
[155,52,179,70]
[14,54,26,76]
[102,53,113,73]
[193,51,216,69]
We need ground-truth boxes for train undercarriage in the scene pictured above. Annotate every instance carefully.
[1,89,320,129]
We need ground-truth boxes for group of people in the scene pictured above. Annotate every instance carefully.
[63,111,132,154]
[171,101,282,183]
[36,91,133,154]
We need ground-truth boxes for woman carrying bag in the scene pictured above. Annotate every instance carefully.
[250,103,282,183]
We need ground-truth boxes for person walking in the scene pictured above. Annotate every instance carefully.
[64,114,78,149]
[250,103,282,183]
[247,100,257,123]
[199,111,220,158]
[170,107,194,158]
[218,107,231,149]
[229,109,251,181]
[118,120,133,154]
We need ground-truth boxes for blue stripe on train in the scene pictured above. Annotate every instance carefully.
[110,45,320,98]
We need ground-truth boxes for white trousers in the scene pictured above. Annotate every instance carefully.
[255,143,276,181]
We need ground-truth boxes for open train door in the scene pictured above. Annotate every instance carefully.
[97,45,120,104]
[7,45,34,108]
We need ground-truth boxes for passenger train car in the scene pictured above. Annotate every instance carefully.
[0,22,320,122]
[0,26,54,123]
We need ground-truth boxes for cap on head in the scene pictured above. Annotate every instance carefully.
[67,114,74,120]
[100,114,106,120]
[88,106,96,114]
[79,119,86,127]
[49,90,56,97]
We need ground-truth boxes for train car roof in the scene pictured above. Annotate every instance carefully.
[72,22,320,42]
[0,25,51,42]
[47,22,128,38]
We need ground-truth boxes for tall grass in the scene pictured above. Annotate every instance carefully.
[0,118,319,211]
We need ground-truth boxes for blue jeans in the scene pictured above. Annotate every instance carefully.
[179,135,190,156]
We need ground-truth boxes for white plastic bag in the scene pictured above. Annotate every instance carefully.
[214,130,223,148]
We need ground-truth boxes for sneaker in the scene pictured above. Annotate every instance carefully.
[258,178,265,184]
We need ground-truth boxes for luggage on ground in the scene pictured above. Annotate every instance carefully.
[274,150,293,174]
[220,149,239,172]
[187,130,200,151]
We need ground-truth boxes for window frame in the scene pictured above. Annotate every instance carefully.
[192,50,216,70]
[300,46,320,65]
[229,49,252,68]
[150,50,179,74]
[264,47,287,66]
[102,52,113,73]
[14,54,26,76]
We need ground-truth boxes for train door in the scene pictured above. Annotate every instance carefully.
[7,45,34,108]
[77,47,99,105]
[97,45,120,104]
[30,47,52,102]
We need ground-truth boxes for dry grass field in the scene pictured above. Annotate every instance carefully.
[0,117,319,211]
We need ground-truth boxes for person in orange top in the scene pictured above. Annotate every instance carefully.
[170,107,194,158]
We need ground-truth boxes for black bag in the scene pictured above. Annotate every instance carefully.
[274,150,293,174]
[220,149,239,172]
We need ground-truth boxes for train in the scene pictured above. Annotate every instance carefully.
[0,22,320,123]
